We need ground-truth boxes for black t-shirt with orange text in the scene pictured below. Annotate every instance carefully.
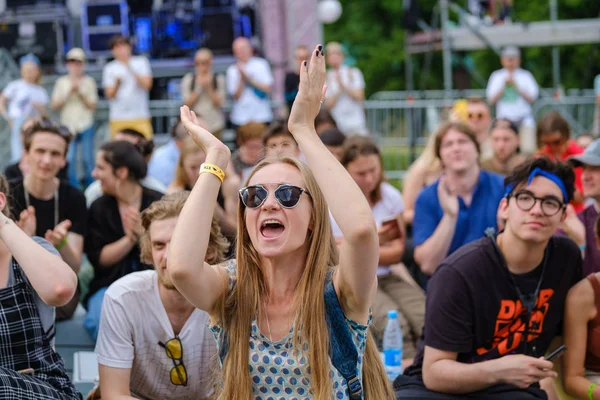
[406,235,582,379]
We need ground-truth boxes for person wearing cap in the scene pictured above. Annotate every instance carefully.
[396,157,582,399]
[0,53,49,163]
[486,46,539,154]
[51,48,98,189]
[102,35,153,139]
[481,119,527,175]
[565,139,600,276]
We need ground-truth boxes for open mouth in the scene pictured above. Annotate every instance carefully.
[260,219,285,239]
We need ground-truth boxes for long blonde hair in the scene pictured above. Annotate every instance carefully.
[215,156,393,400]
[171,137,205,190]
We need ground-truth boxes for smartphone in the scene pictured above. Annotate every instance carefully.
[545,345,567,361]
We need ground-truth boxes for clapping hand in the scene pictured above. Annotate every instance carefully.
[288,44,327,134]
[122,208,142,242]
[44,219,71,248]
[437,176,459,218]
[17,206,37,237]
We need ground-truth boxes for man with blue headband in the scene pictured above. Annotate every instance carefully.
[396,157,582,399]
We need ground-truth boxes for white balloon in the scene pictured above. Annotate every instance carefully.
[318,0,343,24]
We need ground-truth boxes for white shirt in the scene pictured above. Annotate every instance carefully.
[330,182,404,275]
[96,271,216,400]
[102,56,152,120]
[325,65,367,135]
[1,79,49,120]
[226,57,273,125]
[486,67,539,125]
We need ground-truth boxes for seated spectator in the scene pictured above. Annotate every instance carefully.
[95,192,224,399]
[85,128,166,207]
[563,216,600,399]
[84,141,163,340]
[319,127,346,161]
[9,119,87,321]
[4,117,69,182]
[263,122,300,158]
[324,42,368,136]
[230,121,266,182]
[577,133,595,150]
[413,122,505,275]
[466,96,493,159]
[566,140,600,275]
[402,133,443,225]
[481,119,527,175]
[334,136,425,359]
[315,108,338,135]
[397,158,582,399]
[537,111,585,211]
[0,172,80,399]
[486,46,539,154]
[167,137,239,237]
[181,48,225,138]
[147,120,188,188]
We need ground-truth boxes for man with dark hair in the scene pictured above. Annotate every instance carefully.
[319,127,346,161]
[263,122,299,158]
[396,157,582,399]
[9,119,87,320]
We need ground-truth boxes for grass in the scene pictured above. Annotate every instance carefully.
[380,145,425,191]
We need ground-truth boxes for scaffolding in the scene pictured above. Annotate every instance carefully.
[405,0,600,95]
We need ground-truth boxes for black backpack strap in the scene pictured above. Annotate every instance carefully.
[324,271,363,399]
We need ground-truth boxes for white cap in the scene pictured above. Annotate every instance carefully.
[66,48,86,63]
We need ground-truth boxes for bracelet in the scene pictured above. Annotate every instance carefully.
[589,383,598,400]
[55,236,68,250]
[580,243,587,252]
[199,163,225,183]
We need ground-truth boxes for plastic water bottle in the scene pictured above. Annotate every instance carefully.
[383,309,403,381]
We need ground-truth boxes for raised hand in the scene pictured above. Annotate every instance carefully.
[17,206,37,237]
[437,177,459,218]
[180,105,230,157]
[44,219,71,247]
[288,44,327,134]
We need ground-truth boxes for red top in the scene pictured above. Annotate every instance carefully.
[585,274,600,372]
[540,140,584,212]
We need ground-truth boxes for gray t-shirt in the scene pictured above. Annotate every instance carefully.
[7,236,56,335]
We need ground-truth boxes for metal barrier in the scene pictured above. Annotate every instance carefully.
[368,88,596,101]
[532,96,597,135]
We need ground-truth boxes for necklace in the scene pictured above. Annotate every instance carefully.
[24,181,59,228]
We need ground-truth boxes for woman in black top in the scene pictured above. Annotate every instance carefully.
[0,172,80,399]
[83,141,162,340]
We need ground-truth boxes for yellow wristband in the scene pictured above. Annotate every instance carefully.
[199,163,225,183]
[55,236,68,250]
[589,383,598,400]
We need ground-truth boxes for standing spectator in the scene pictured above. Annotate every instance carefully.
[51,48,98,189]
[102,35,153,139]
[226,37,273,127]
[181,48,225,138]
[0,173,80,399]
[397,158,581,399]
[486,46,539,154]
[230,121,266,182]
[334,136,425,360]
[9,119,87,321]
[481,119,527,175]
[284,44,310,112]
[84,141,163,340]
[594,72,600,137]
[94,192,224,400]
[466,97,493,159]
[147,120,188,188]
[537,111,585,211]
[324,42,368,136]
[413,122,505,275]
[566,139,600,276]
[0,54,49,163]
[85,128,165,207]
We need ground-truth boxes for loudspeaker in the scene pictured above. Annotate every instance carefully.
[203,0,233,7]
[6,0,65,9]
[200,12,236,54]
[0,21,63,64]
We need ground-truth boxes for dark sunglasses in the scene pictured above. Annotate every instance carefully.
[468,112,486,120]
[38,118,72,138]
[239,184,311,209]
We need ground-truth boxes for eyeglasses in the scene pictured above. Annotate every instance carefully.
[37,118,72,138]
[542,137,564,147]
[468,112,486,120]
[239,184,311,209]
[158,337,188,386]
[195,59,210,65]
[508,191,565,216]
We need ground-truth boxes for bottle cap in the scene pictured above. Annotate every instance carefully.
[387,310,398,319]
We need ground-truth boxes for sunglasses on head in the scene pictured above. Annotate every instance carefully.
[38,119,72,138]
[239,184,311,209]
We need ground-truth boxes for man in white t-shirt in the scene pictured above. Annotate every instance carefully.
[486,46,539,154]
[226,37,273,126]
[95,192,227,399]
[102,35,154,138]
[324,42,368,136]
